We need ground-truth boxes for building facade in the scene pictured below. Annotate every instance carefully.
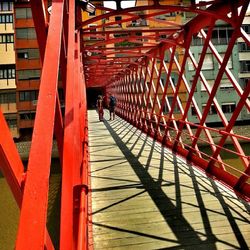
[0,1,19,138]
[14,1,42,137]
[238,14,250,121]
[186,19,249,124]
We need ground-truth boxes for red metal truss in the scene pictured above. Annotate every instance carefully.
[99,0,250,199]
[0,0,250,249]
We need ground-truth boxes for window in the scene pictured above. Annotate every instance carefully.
[160,72,166,86]
[19,90,38,102]
[238,43,250,52]
[17,69,40,80]
[240,61,250,73]
[211,26,233,44]
[187,58,195,71]
[16,28,36,39]
[15,8,32,19]
[201,80,214,91]
[242,25,250,34]
[0,14,13,23]
[20,112,36,120]
[222,103,236,113]
[163,96,180,114]
[0,65,15,79]
[191,36,204,46]
[17,49,40,59]
[17,51,28,59]
[164,52,170,63]
[115,16,122,27]
[88,10,95,16]
[160,78,165,86]
[191,105,196,116]
[0,34,14,43]
[200,54,214,70]
[6,118,17,128]
[0,92,16,104]
[202,103,217,115]
[171,72,179,86]
[220,79,233,90]
[88,24,97,40]
[0,2,13,11]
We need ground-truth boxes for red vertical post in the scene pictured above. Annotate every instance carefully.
[60,0,76,248]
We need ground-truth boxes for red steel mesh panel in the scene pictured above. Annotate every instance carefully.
[0,0,249,249]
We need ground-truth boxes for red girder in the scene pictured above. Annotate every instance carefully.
[0,1,250,249]
[104,1,250,199]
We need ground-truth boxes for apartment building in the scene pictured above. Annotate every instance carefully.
[186,18,249,124]
[14,1,42,137]
[238,13,250,120]
[0,1,19,138]
[137,0,186,119]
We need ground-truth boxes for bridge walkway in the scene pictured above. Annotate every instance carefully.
[88,110,250,250]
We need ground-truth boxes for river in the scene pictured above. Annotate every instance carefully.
[0,158,61,250]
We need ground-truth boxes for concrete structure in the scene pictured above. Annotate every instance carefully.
[0,1,19,138]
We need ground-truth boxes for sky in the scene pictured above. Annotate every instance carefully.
[103,0,250,13]
[103,1,135,9]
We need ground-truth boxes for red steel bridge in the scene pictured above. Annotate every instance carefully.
[0,0,250,249]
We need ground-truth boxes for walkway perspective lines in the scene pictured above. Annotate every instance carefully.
[88,110,250,250]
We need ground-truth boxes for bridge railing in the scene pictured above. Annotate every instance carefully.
[106,1,250,200]
[0,1,249,249]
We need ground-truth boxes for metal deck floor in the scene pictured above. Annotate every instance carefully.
[88,110,250,250]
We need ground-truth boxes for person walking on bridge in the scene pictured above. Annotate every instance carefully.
[96,95,104,121]
[109,95,116,120]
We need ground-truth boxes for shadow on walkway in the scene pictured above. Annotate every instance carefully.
[98,118,250,249]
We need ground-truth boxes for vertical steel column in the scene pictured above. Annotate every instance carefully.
[60,0,75,248]
[16,0,65,248]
